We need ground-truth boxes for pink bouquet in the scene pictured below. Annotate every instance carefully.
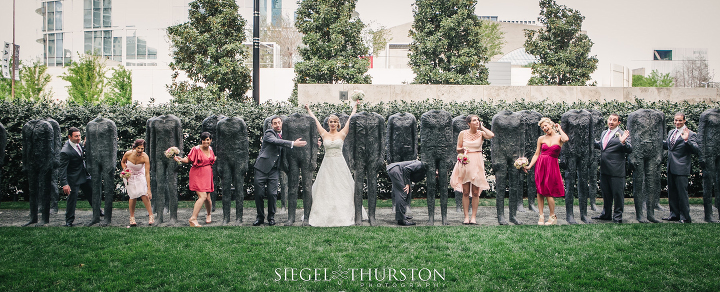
[164,146,180,158]
[514,157,529,170]
[457,154,469,165]
[120,169,132,179]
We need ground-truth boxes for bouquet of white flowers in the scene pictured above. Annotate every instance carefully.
[350,90,364,101]
[514,157,529,170]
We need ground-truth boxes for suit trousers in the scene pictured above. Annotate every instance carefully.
[254,167,278,221]
[66,179,93,224]
[388,165,410,221]
[600,174,624,221]
[668,173,691,221]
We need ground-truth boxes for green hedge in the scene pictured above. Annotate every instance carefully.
[0,98,718,202]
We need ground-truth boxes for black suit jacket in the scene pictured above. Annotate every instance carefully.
[594,130,633,177]
[663,128,700,176]
[254,129,293,174]
[387,160,426,186]
[58,140,89,187]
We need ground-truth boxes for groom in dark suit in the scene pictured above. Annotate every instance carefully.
[592,114,632,223]
[253,116,306,226]
[58,127,93,227]
[387,160,426,226]
[662,112,700,223]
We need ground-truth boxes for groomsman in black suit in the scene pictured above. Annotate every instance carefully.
[253,116,306,226]
[386,160,426,226]
[662,112,700,223]
[592,114,632,223]
[58,127,94,227]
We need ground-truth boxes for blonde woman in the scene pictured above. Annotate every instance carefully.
[524,117,569,225]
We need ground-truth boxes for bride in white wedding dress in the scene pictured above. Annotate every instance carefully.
[305,101,365,227]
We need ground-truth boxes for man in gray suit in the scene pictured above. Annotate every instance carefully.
[387,160,426,226]
[58,127,94,227]
[253,116,306,226]
[662,112,700,223]
[592,114,632,223]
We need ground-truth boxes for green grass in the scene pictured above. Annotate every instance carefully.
[0,197,705,210]
[1,225,719,291]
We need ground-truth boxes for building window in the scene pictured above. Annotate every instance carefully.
[43,1,63,31]
[84,30,120,61]
[654,50,672,61]
[126,30,157,66]
[85,0,112,29]
[45,33,70,66]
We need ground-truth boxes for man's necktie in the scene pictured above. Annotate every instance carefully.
[602,130,612,149]
[670,129,679,148]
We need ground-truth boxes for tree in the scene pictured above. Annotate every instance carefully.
[61,54,107,105]
[15,60,54,101]
[524,0,598,86]
[479,20,505,60]
[673,54,715,88]
[408,0,490,85]
[632,70,673,87]
[104,65,133,105]
[362,21,392,57]
[167,0,251,103]
[294,0,371,85]
[261,14,304,68]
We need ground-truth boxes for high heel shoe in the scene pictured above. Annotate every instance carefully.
[148,214,154,226]
[205,214,212,224]
[545,214,557,225]
[189,219,202,227]
[538,214,545,225]
[129,216,137,227]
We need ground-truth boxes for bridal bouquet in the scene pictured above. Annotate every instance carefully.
[514,157,529,170]
[119,168,132,179]
[457,154,469,165]
[350,90,364,101]
[164,146,180,159]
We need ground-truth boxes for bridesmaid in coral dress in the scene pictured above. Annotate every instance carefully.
[175,132,216,227]
[525,117,569,225]
[450,115,494,225]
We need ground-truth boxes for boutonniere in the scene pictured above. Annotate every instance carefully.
[614,132,621,138]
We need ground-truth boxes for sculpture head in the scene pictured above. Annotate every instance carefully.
[200,132,213,148]
[465,114,480,130]
[67,127,81,144]
[133,139,145,155]
[271,117,283,132]
[607,114,621,130]
[538,117,556,135]
[673,112,686,129]
[327,114,340,131]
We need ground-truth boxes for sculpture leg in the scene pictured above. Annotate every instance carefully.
[632,159,648,223]
[102,165,115,225]
[508,164,522,225]
[527,168,538,212]
[167,162,179,224]
[702,159,718,222]
[235,167,245,223]
[279,170,288,212]
[367,169,378,226]
[210,166,220,212]
[353,164,366,226]
[578,158,592,224]
[40,171,53,225]
[455,191,463,213]
[715,157,720,221]
[646,159,660,223]
[221,163,233,224]
[439,161,449,226]
[285,159,300,226]
[494,162,508,225]
[565,158,578,224]
[302,165,313,226]
[50,169,59,214]
[87,164,103,226]
[425,163,437,225]
[25,171,40,226]
[589,159,599,211]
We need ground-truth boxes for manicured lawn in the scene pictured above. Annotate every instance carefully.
[1,224,719,291]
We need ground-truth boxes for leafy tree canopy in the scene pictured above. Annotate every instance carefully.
[632,70,673,87]
[61,54,107,105]
[524,0,598,86]
[409,0,490,85]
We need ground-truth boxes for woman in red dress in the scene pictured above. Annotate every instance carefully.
[524,118,569,225]
[175,132,216,227]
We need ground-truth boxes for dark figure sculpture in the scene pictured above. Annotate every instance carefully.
[0,122,5,203]
[518,110,543,213]
[559,109,599,224]
[386,112,418,213]
[491,111,529,225]
[38,118,61,215]
[263,115,289,211]
[452,115,469,213]
[420,110,453,225]
[698,108,720,222]
[146,115,183,225]
[22,119,59,226]
[627,109,664,223]
[346,111,385,225]
[282,113,318,226]
[215,116,249,224]
[588,110,604,211]
[85,117,118,226]
[202,115,225,212]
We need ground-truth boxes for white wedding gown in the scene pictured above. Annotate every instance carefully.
[308,139,367,227]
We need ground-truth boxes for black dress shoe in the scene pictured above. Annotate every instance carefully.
[100,210,105,217]
[592,215,611,220]
[678,219,692,224]
[405,216,413,220]
[253,219,263,226]
[268,219,276,226]
[663,216,680,221]
[398,220,416,226]
[612,220,622,224]
[64,223,74,227]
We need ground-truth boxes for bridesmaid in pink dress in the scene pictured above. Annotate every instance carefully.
[175,132,216,227]
[525,117,569,225]
[450,115,494,225]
